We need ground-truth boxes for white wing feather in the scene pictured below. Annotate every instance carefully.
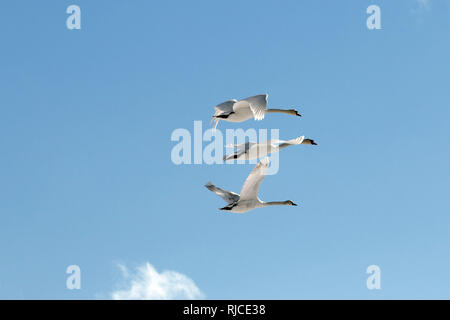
[213,100,236,116]
[205,182,240,204]
[212,99,237,129]
[239,158,270,200]
[240,94,268,121]
[223,142,256,161]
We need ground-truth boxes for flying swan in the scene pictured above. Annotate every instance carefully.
[205,158,297,213]
[223,135,317,161]
[212,94,301,129]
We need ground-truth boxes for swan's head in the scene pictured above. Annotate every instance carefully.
[288,109,302,117]
[286,200,297,206]
[302,139,317,145]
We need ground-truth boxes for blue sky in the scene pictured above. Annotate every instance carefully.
[0,0,449,299]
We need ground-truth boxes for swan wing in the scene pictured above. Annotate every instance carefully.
[283,136,305,145]
[214,100,236,116]
[205,182,240,204]
[241,94,268,121]
[223,142,255,161]
[212,100,236,129]
[225,141,254,151]
[239,157,270,200]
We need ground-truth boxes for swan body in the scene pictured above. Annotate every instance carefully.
[205,158,297,213]
[212,94,301,129]
[223,136,317,161]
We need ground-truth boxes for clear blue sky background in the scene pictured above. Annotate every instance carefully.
[0,0,449,299]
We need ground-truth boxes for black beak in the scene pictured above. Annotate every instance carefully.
[292,202,298,206]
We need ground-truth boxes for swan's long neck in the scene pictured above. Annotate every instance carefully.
[278,138,316,150]
[276,143,291,152]
[262,201,292,207]
[266,108,300,116]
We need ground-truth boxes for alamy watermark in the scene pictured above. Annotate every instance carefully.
[66,5,81,30]
[170,121,280,175]
[66,265,81,290]
[366,5,381,30]
[366,265,381,290]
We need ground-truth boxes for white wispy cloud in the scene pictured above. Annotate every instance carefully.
[110,262,204,300]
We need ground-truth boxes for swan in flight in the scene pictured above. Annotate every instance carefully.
[223,135,317,161]
[212,94,301,129]
[205,158,297,213]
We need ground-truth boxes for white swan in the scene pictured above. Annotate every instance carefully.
[205,158,297,213]
[223,135,317,161]
[212,94,301,129]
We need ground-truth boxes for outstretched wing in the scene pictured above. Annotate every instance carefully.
[240,94,268,121]
[239,158,270,200]
[223,142,255,161]
[212,99,237,129]
[205,182,240,204]
[213,100,236,116]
